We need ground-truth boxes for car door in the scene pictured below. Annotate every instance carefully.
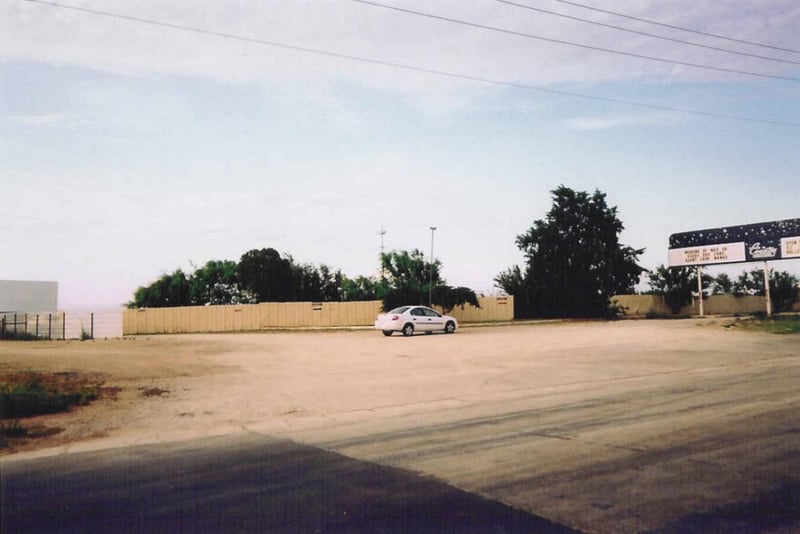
[409,307,432,331]
[423,307,445,330]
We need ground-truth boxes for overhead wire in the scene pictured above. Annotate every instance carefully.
[495,0,800,66]
[20,0,800,128]
[351,0,798,82]
[554,0,800,55]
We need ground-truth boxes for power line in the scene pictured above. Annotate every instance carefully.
[20,0,799,127]
[554,0,800,55]
[352,0,798,82]
[496,0,800,66]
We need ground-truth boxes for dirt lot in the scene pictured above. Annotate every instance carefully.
[1,319,799,532]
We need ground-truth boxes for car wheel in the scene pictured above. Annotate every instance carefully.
[402,323,415,337]
[382,330,393,337]
[445,321,456,334]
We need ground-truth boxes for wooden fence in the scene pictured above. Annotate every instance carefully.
[122,296,514,335]
[612,294,799,317]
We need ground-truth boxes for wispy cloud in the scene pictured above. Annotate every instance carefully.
[4,1,797,95]
[14,113,66,126]
[10,112,99,132]
[566,113,680,131]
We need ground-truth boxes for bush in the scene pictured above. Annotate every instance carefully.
[381,287,427,312]
[0,372,100,419]
[0,330,40,341]
[0,419,28,448]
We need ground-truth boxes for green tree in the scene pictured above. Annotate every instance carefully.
[129,269,191,308]
[647,265,706,314]
[292,263,345,302]
[379,249,440,311]
[494,265,530,318]
[380,249,441,292]
[733,270,762,295]
[189,260,255,305]
[381,287,428,312]
[238,248,295,302]
[734,268,799,313]
[340,275,382,301]
[432,286,481,314]
[711,273,733,295]
[771,270,800,313]
[504,186,645,318]
[379,249,479,312]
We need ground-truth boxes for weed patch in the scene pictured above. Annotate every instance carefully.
[0,371,101,419]
[726,315,800,335]
[0,371,106,449]
[0,331,41,341]
[140,387,170,397]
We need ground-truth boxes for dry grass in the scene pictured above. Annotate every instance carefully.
[0,371,108,448]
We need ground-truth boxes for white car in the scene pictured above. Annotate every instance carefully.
[374,305,458,337]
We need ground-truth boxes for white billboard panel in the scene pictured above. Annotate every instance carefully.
[0,280,58,312]
[782,236,800,258]
[669,218,800,267]
[668,242,746,267]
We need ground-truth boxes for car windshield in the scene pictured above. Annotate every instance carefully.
[388,306,410,314]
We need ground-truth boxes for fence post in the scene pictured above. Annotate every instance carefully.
[48,313,52,340]
[62,313,66,341]
[24,313,28,335]
[36,314,40,338]
[14,313,17,336]
[91,313,95,340]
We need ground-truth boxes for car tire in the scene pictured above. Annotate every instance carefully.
[382,330,393,337]
[402,323,415,337]
[445,321,456,334]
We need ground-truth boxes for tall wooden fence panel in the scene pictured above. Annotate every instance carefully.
[612,294,798,316]
[446,296,514,323]
[122,297,513,335]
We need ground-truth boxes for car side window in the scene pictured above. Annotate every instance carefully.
[424,308,439,317]
[411,308,425,316]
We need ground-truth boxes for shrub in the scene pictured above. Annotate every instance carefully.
[0,330,40,341]
[0,420,28,448]
[0,372,100,419]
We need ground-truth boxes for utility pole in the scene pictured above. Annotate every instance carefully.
[378,225,386,279]
[429,226,437,307]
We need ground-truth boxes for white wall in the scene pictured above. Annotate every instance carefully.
[0,280,58,312]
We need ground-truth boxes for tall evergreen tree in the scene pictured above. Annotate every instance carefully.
[501,186,644,318]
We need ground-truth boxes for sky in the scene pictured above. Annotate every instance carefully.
[2,0,799,310]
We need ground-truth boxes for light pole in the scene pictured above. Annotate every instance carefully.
[429,226,437,306]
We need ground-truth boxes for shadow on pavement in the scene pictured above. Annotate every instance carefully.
[648,479,800,534]
[2,432,579,533]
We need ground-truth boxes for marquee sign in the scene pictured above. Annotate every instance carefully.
[668,218,800,267]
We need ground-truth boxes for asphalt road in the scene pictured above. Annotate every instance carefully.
[1,432,576,533]
[2,320,799,532]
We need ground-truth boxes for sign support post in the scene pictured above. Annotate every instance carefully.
[696,266,704,317]
[763,261,772,317]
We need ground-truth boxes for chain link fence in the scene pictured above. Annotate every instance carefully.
[1,310,122,340]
